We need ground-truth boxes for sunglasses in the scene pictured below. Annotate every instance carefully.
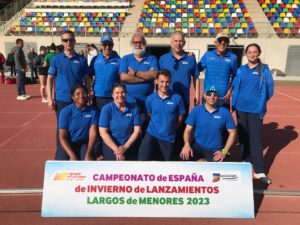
[173,59,179,70]
[62,38,75,43]
[206,91,219,97]
[217,37,229,44]
[131,41,144,46]
[102,42,113,47]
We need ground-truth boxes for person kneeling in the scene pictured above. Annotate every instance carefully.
[180,86,236,162]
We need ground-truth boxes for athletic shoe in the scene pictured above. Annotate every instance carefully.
[254,173,272,185]
[17,95,27,100]
[22,94,31,100]
[41,98,48,103]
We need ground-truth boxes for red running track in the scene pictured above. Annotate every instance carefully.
[0,83,299,225]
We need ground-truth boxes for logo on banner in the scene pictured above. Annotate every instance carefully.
[212,173,239,182]
[53,172,87,181]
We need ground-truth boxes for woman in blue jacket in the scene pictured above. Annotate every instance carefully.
[232,43,274,184]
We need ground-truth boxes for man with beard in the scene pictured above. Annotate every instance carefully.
[119,32,158,134]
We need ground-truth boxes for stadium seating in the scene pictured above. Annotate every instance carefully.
[137,0,257,37]
[258,0,300,37]
[9,0,129,35]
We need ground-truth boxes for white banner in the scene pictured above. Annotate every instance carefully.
[42,161,254,218]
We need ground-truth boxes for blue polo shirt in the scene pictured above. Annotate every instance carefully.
[58,104,99,143]
[119,53,158,103]
[186,105,235,152]
[198,49,237,98]
[159,51,199,105]
[146,91,186,142]
[234,64,261,113]
[99,101,141,145]
[90,51,121,97]
[48,52,89,102]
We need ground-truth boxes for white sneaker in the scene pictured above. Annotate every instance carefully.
[253,173,272,185]
[22,94,31,100]
[41,98,48,103]
[17,95,27,100]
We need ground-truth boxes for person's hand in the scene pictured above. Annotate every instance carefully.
[84,153,93,161]
[213,151,226,162]
[180,144,193,160]
[223,87,233,101]
[115,153,125,161]
[119,143,130,154]
[47,99,55,110]
[69,154,78,161]
[128,68,135,76]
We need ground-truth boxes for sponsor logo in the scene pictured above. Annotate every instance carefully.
[53,172,86,181]
[212,173,220,182]
[166,101,174,105]
[212,172,239,182]
[125,113,132,117]
[225,58,231,62]
[73,60,80,64]
[213,115,221,119]
[85,114,92,118]
[182,61,188,64]
[144,62,150,65]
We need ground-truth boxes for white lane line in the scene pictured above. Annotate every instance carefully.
[275,90,300,102]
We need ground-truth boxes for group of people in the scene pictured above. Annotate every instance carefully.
[42,30,273,185]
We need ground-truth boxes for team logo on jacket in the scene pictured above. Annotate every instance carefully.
[144,61,150,65]
[225,58,231,62]
[73,60,80,64]
[85,114,92,118]
[166,101,174,105]
[213,115,221,119]
[182,61,188,64]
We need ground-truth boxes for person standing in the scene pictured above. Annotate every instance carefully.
[119,32,158,133]
[159,31,200,158]
[46,30,90,160]
[6,49,16,76]
[14,38,30,100]
[34,46,48,103]
[138,69,186,161]
[90,36,121,111]
[232,43,274,184]
[198,32,238,108]
[159,31,200,110]
[27,47,38,83]
[0,52,5,83]
[180,85,236,162]
[44,43,56,68]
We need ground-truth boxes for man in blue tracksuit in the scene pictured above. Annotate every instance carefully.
[138,69,186,161]
[90,36,121,111]
[198,32,237,109]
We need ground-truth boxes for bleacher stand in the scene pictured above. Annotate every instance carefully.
[137,0,257,37]
[8,0,130,36]
[258,0,300,37]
